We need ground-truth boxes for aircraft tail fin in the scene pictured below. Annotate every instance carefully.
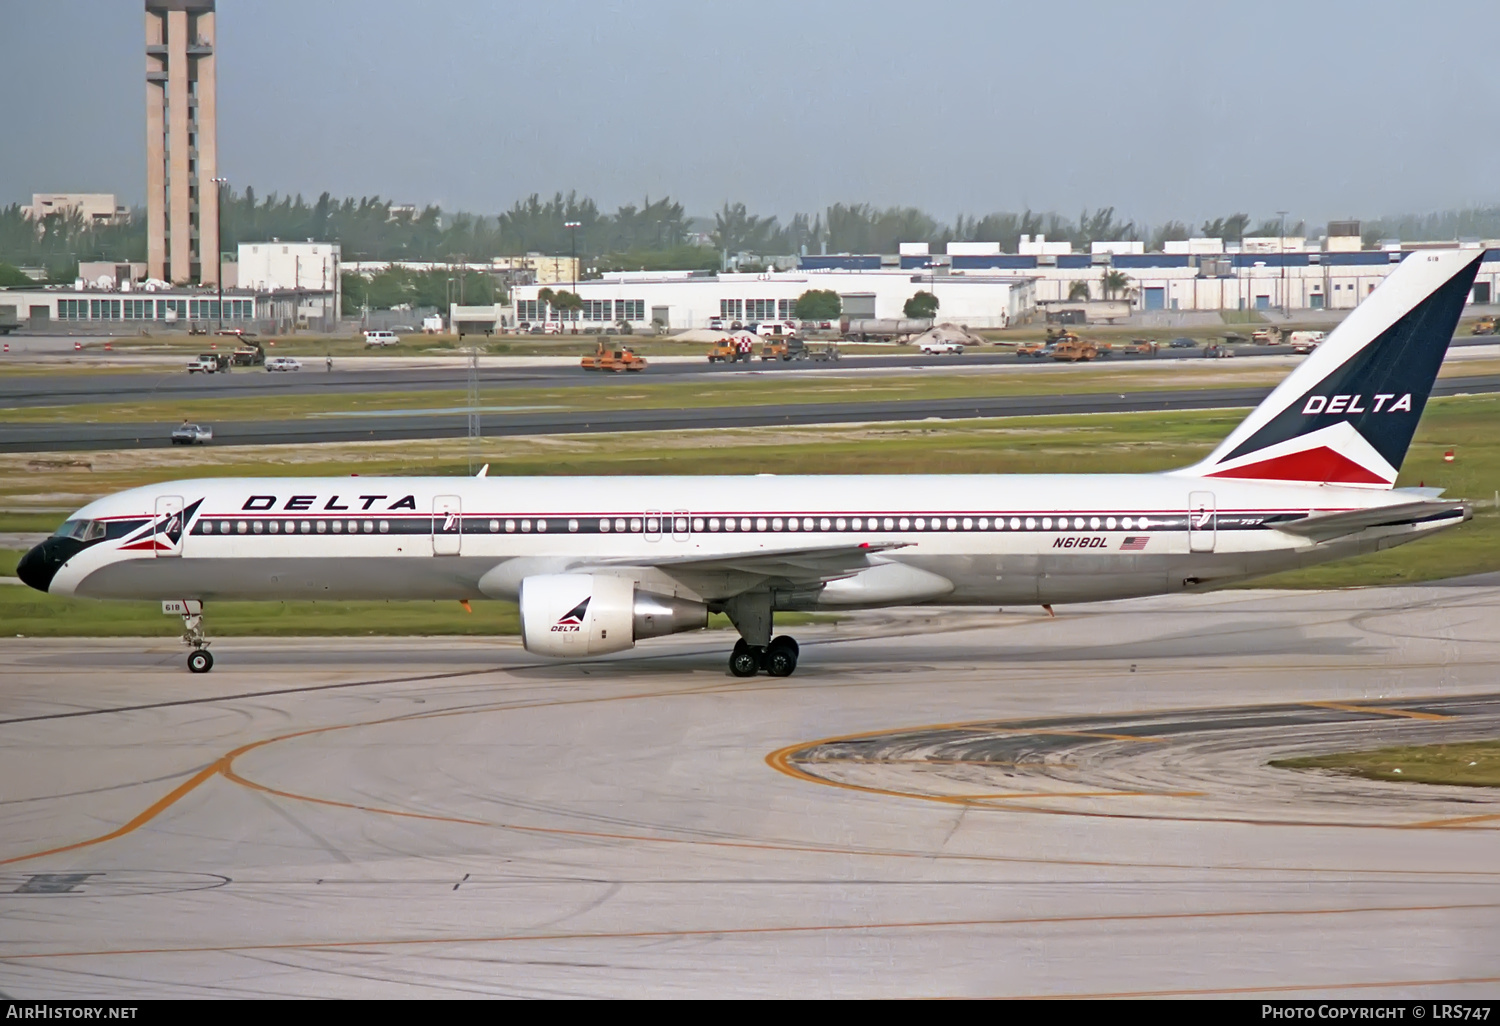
[1173,248,1484,488]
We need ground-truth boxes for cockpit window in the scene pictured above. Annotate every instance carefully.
[55,519,106,541]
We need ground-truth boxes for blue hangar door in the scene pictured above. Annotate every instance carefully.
[1143,288,1165,311]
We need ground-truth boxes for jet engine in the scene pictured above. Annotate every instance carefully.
[518,573,708,657]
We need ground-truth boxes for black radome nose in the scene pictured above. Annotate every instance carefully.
[16,541,64,593]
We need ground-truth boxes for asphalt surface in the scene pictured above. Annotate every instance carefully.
[3,588,1499,997]
[0,345,1304,408]
[12,335,1499,409]
[6,373,1500,453]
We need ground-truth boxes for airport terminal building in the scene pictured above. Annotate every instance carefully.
[0,284,336,333]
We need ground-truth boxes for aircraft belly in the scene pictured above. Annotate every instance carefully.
[74,556,485,601]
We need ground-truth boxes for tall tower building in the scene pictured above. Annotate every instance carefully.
[145,0,218,285]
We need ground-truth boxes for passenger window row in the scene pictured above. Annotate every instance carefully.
[198,519,386,536]
[193,514,1164,537]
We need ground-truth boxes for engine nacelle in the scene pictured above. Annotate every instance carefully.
[518,573,708,657]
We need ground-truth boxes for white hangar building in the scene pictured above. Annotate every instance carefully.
[498,269,1036,332]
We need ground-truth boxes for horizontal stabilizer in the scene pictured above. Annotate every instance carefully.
[1273,500,1469,541]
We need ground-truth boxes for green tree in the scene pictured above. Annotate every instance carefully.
[1150,221,1190,250]
[903,291,939,319]
[549,290,583,314]
[793,289,842,319]
[1067,280,1091,301]
[0,262,33,287]
[1200,213,1250,243]
[340,271,367,315]
[1100,269,1131,300]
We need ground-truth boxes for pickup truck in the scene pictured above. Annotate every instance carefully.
[919,340,964,355]
[187,353,230,373]
[170,423,213,445]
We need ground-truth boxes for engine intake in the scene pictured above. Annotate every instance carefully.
[519,573,708,657]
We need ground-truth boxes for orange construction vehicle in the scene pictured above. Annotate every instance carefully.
[581,342,648,372]
[708,337,753,363]
[1049,339,1100,362]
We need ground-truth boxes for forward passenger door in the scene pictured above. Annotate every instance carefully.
[433,495,462,555]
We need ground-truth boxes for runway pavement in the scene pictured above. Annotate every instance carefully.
[7,337,1498,410]
[6,373,1500,453]
[0,346,1286,410]
[2,586,1499,997]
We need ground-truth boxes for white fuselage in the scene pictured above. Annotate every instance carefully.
[48,472,1458,609]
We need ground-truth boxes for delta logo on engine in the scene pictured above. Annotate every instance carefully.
[551,598,589,632]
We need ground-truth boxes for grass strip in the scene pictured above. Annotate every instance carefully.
[1271,740,1500,788]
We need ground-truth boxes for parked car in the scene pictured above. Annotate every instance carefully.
[186,353,229,373]
[363,330,401,347]
[920,340,964,355]
[542,323,562,335]
[1122,339,1157,355]
[1168,337,1199,349]
[170,423,213,445]
[265,356,302,372]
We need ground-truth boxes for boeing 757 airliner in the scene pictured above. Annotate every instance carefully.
[17,249,1484,676]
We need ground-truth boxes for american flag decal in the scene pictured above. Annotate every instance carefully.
[1120,536,1149,551]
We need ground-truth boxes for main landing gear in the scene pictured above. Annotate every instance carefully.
[181,607,213,673]
[729,636,799,678]
[723,592,799,677]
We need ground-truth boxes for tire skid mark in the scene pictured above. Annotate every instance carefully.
[5,899,1497,963]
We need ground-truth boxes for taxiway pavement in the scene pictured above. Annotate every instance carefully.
[6,373,1500,453]
[2,586,1499,997]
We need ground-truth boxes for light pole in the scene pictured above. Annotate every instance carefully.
[564,220,580,331]
[1276,210,1288,318]
[211,176,229,330]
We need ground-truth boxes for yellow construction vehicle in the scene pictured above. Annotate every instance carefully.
[1471,316,1496,336]
[1049,339,1100,362]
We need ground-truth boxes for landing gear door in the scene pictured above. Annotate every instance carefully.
[154,495,184,558]
[433,495,462,555]
[1188,491,1216,553]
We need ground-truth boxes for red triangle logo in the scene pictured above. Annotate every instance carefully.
[1206,446,1391,485]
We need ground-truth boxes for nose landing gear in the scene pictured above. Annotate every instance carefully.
[180,608,213,673]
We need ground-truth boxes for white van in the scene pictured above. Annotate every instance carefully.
[754,320,796,339]
[363,330,400,347]
[1289,330,1326,354]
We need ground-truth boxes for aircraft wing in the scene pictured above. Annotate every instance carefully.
[582,541,910,586]
[1273,500,1470,541]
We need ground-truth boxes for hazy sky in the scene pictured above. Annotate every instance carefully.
[3,0,1498,227]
